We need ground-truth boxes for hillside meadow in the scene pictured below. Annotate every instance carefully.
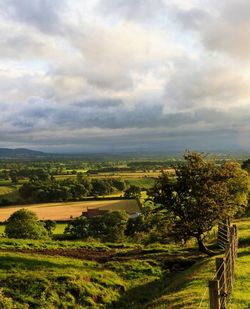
[0,218,247,308]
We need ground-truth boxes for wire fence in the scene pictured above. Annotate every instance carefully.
[210,221,238,308]
[198,219,238,309]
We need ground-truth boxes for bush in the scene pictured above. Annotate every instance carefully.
[64,211,129,242]
[5,209,48,240]
[0,289,16,309]
[124,185,141,198]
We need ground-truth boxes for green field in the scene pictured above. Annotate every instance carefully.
[0,223,66,236]
[0,218,248,308]
[0,186,20,203]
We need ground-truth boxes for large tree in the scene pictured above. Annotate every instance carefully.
[5,209,48,239]
[149,152,249,255]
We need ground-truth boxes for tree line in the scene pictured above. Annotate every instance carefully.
[2,152,250,255]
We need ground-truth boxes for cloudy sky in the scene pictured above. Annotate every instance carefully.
[0,0,250,153]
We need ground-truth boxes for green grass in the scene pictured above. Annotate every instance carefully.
[0,249,167,308]
[0,251,126,308]
[0,223,67,237]
[125,178,155,189]
[233,218,250,246]
[0,237,110,250]
[147,256,214,308]
[0,186,14,195]
[230,246,250,308]
[0,214,248,308]
[0,225,4,235]
[147,218,250,309]
[53,223,67,235]
[0,185,20,203]
[0,180,11,186]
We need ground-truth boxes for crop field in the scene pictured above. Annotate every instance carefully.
[54,169,174,182]
[0,199,140,222]
[0,186,14,195]
[0,185,20,202]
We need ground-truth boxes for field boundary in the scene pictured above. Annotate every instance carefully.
[199,220,238,309]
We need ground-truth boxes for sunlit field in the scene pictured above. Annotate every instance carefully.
[0,199,140,222]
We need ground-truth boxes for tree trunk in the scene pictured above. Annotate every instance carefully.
[197,236,214,256]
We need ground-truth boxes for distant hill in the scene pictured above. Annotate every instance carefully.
[0,148,46,157]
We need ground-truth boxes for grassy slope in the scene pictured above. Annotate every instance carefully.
[230,219,250,308]
[0,221,247,308]
[148,218,250,309]
[0,251,126,308]
[0,245,170,308]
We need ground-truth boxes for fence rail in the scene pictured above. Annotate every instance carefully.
[209,221,238,309]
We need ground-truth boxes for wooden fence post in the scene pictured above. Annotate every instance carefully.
[216,257,227,308]
[225,242,232,297]
[218,218,230,247]
[209,280,220,309]
[230,227,236,274]
[233,225,238,255]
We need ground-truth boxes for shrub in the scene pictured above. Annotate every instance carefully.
[5,209,48,240]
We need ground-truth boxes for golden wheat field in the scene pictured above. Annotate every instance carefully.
[0,199,140,221]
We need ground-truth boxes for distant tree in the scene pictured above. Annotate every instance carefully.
[125,215,145,236]
[110,179,126,191]
[5,209,48,239]
[64,211,129,242]
[10,171,18,184]
[242,159,250,174]
[149,152,250,255]
[44,220,56,235]
[91,179,113,196]
[64,216,90,239]
[124,185,141,199]
[93,211,129,242]
[76,172,84,183]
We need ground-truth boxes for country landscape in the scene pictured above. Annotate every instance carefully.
[0,150,249,308]
[0,0,250,308]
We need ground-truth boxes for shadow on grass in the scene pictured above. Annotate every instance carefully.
[108,274,169,309]
[239,237,250,247]
[237,250,250,258]
[108,257,200,309]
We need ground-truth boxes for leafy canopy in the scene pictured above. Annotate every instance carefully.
[149,152,250,252]
[5,208,48,239]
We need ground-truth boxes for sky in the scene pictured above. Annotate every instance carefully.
[0,0,250,153]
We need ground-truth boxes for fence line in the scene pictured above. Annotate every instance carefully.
[209,221,238,309]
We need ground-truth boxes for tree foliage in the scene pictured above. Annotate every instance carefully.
[242,158,250,174]
[64,211,129,242]
[149,152,250,254]
[5,209,48,240]
[124,185,141,199]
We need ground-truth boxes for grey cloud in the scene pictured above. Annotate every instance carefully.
[1,0,250,153]
[2,96,250,133]
[0,93,248,152]
[1,0,67,33]
[73,99,123,109]
[97,0,166,23]
[173,7,211,30]
[165,57,250,109]
[172,0,250,59]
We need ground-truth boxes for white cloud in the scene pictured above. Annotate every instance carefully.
[0,0,250,152]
